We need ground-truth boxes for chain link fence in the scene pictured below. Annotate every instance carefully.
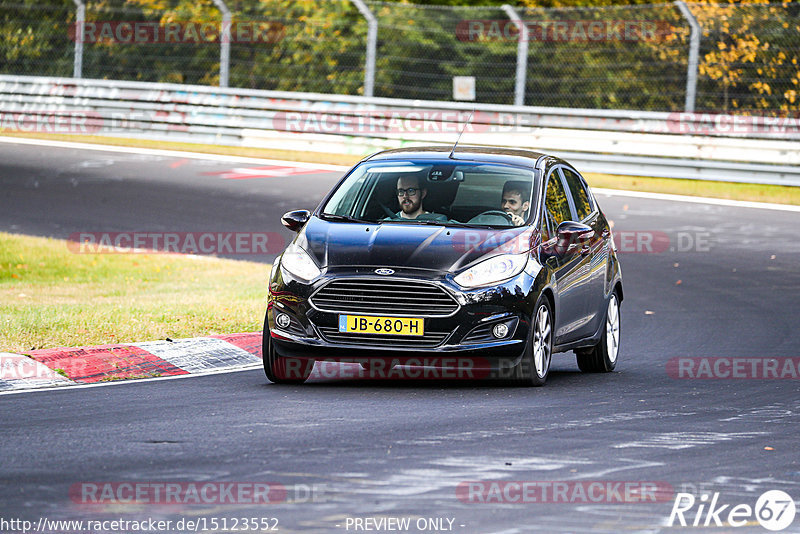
[1,0,799,114]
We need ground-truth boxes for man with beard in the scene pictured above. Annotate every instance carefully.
[386,174,447,221]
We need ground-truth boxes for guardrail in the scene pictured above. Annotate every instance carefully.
[1,75,799,186]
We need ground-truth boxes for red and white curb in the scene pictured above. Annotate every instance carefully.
[0,333,262,393]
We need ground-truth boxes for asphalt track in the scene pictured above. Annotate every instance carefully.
[1,139,800,533]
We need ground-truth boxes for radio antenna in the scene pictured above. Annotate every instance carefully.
[449,109,474,159]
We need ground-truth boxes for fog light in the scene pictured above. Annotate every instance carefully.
[275,313,291,329]
[492,323,509,339]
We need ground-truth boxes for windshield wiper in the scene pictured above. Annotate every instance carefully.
[380,218,447,226]
[319,213,376,224]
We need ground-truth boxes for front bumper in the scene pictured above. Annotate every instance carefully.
[266,263,538,369]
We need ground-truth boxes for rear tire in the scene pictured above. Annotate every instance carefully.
[576,292,620,373]
[262,318,313,384]
[512,297,553,387]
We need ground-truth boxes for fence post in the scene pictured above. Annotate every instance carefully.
[350,0,377,97]
[211,0,231,87]
[675,1,700,112]
[502,5,528,107]
[72,0,85,78]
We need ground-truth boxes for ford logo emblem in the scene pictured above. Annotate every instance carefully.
[374,268,395,276]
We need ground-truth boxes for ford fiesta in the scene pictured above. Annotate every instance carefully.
[263,146,622,386]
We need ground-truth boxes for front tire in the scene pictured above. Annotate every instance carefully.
[576,292,620,373]
[512,297,553,387]
[262,318,313,384]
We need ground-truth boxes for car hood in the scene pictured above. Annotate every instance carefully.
[298,216,533,272]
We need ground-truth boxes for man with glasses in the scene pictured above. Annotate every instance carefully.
[386,174,447,221]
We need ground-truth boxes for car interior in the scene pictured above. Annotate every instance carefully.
[351,165,534,226]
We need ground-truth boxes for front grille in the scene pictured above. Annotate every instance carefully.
[310,279,459,317]
[317,327,450,348]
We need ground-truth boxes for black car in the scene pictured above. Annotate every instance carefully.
[263,146,622,386]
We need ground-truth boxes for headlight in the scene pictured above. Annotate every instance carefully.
[454,253,528,288]
[280,243,321,282]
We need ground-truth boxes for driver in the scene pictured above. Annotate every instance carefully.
[501,180,531,226]
[386,174,447,221]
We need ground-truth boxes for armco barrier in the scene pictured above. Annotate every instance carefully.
[1,75,799,186]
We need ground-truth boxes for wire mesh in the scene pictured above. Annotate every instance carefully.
[1,0,798,114]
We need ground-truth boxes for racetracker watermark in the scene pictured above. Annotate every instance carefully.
[448,229,712,255]
[0,111,105,134]
[613,231,713,254]
[456,20,673,42]
[69,482,326,505]
[271,110,545,134]
[278,358,495,380]
[667,357,800,380]
[69,21,285,44]
[0,356,64,381]
[67,232,285,255]
[0,111,181,134]
[456,481,674,504]
[666,112,800,136]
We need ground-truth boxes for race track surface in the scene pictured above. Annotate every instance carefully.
[1,141,799,533]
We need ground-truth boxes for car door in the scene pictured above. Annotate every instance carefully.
[560,166,608,339]
[539,167,587,345]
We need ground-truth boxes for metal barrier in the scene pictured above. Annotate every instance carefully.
[1,75,799,186]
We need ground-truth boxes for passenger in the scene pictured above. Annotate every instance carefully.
[501,180,532,226]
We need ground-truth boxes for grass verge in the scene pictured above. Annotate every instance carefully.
[1,131,361,167]
[3,131,798,205]
[584,173,800,206]
[0,232,269,353]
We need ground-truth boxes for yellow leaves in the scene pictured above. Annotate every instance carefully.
[751,81,772,95]
[784,90,797,104]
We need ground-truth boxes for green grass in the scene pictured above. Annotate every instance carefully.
[3,131,797,205]
[584,173,800,206]
[0,232,270,353]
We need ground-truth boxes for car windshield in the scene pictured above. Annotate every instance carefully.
[321,160,537,227]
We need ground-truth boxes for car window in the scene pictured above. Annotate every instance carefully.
[321,161,536,227]
[540,207,556,242]
[561,168,593,221]
[544,170,572,227]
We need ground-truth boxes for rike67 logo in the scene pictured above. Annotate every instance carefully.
[669,490,796,531]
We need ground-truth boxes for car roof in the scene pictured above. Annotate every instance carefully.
[364,146,547,169]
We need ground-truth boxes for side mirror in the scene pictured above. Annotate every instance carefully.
[555,221,594,254]
[281,210,311,232]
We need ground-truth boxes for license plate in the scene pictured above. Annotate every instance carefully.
[338,315,424,336]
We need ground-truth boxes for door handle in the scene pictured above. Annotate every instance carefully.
[580,244,591,256]
[601,229,611,239]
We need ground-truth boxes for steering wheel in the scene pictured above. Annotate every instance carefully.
[478,210,514,223]
[378,201,396,218]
